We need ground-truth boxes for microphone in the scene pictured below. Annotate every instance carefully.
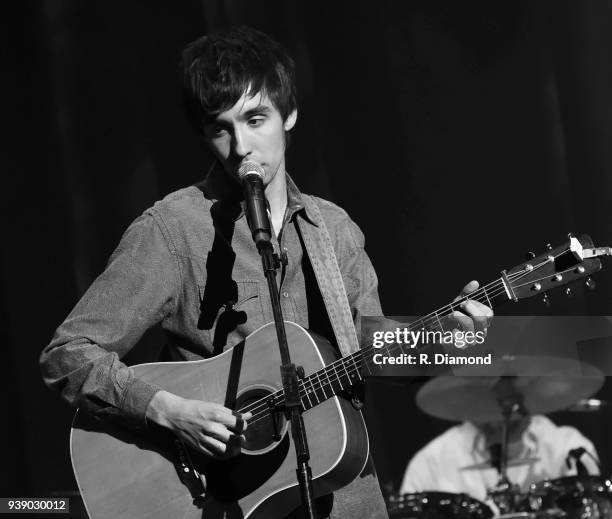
[565,447,588,475]
[237,161,271,248]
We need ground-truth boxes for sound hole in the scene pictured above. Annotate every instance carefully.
[237,387,287,452]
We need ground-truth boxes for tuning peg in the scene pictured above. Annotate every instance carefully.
[565,287,573,298]
[542,292,551,307]
[567,232,575,239]
[525,251,536,260]
[585,277,596,290]
[546,243,553,251]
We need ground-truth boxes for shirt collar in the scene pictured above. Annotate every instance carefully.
[201,162,318,226]
[470,420,537,461]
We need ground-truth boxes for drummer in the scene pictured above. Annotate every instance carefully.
[399,413,600,504]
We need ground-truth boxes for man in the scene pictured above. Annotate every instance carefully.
[400,414,599,507]
[41,26,492,518]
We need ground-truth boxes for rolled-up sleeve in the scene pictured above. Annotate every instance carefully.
[40,211,180,429]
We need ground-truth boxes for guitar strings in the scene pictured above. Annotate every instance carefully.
[294,249,566,391]
[240,275,523,426]
[238,249,572,425]
[241,281,509,426]
[240,280,509,425]
[239,262,549,425]
[239,267,521,415]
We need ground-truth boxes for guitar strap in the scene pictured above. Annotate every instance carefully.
[296,195,360,357]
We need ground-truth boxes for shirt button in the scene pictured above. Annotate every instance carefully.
[283,246,288,252]
[283,292,289,298]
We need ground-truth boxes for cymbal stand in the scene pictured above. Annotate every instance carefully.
[486,376,526,514]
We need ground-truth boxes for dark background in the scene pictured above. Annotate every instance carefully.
[3,0,612,509]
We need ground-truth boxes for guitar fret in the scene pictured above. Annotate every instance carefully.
[434,312,444,332]
[349,355,363,382]
[483,286,493,308]
[363,350,374,375]
[306,373,319,404]
[302,379,314,408]
[333,365,344,391]
[341,358,351,387]
[322,369,331,399]
[316,373,328,402]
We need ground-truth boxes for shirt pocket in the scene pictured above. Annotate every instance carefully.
[233,280,260,310]
[198,280,265,350]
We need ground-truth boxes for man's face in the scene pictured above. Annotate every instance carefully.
[203,90,297,186]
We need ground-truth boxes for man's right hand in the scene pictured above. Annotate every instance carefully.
[146,390,252,459]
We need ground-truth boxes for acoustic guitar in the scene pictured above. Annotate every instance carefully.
[70,235,609,518]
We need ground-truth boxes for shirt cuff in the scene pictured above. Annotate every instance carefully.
[120,377,161,430]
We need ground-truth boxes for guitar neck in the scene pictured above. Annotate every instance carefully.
[265,234,605,413]
[296,276,510,411]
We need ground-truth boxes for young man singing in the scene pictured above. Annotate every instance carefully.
[41,26,491,518]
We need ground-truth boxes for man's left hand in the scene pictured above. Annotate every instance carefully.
[449,280,493,336]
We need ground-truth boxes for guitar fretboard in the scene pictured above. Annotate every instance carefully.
[295,278,509,410]
[241,241,594,429]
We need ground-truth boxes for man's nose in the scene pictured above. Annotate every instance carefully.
[231,126,252,159]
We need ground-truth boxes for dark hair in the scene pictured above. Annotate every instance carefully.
[181,26,297,134]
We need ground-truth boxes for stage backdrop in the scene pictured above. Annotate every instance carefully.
[3,0,612,501]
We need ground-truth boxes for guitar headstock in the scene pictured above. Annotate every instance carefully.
[503,234,610,301]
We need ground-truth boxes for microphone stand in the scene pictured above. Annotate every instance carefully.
[257,239,316,519]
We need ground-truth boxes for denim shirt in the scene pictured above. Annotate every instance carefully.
[40,172,382,430]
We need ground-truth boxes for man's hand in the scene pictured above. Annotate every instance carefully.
[146,390,252,459]
[449,280,493,341]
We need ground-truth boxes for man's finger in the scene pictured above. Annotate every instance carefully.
[214,408,251,430]
[230,413,248,434]
[450,311,474,333]
[226,433,244,456]
[199,435,228,456]
[460,301,492,332]
[203,421,233,443]
[460,280,479,297]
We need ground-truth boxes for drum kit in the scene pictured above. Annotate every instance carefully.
[388,355,612,518]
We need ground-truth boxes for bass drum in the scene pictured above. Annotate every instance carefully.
[527,476,612,518]
[387,492,493,518]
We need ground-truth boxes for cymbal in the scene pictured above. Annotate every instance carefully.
[416,355,604,423]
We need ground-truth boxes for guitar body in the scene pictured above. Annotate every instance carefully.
[71,321,369,519]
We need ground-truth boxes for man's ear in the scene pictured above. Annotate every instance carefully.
[284,109,298,131]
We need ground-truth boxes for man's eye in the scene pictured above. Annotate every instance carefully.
[205,125,227,137]
[248,117,265,127]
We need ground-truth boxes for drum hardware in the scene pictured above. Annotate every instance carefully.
[486,376,529,515]
[387,491,493,518]
[412,358,606,517]
[567,399,609,412]
[565,447,590,476]
[527,475,612,518]
[461,457,540,471]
